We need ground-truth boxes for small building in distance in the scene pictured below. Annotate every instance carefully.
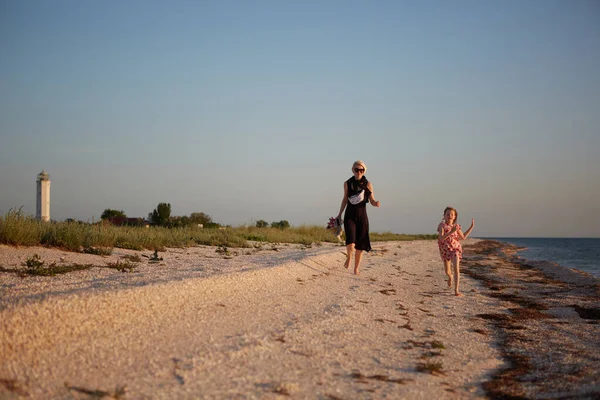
[36,170,51,222]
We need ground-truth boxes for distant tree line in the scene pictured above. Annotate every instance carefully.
[100,203,218,228]
[256,219,290,229]
[100,203,291,229]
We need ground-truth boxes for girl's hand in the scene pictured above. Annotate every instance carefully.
[470,218,475,228]
[451,225,458,233]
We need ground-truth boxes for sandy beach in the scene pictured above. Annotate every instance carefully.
[1,239,599,399]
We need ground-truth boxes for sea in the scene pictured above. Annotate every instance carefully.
[484,238,600,279]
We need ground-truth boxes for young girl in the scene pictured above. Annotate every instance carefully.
[437,207,475,296]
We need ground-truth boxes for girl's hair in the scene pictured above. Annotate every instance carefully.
[443,206,458,223]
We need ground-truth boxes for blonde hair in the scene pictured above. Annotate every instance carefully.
[352,160,367,173]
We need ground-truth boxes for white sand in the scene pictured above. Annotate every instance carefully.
[1,239,504,399]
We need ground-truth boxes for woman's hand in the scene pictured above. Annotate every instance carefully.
[373,200,380,207]
[470,218,475,228]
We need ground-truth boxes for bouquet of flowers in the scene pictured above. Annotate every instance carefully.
[326,216,343,241]
[326,217,337,229]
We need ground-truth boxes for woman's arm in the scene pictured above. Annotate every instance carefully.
[367,182,380,207]
[458,218,475,240]
[337,182,349,218]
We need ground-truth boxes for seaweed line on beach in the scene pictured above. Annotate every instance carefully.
[462,240,600,400]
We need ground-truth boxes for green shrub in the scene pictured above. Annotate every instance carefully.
[255,220,268,228]
[24,254,92,276]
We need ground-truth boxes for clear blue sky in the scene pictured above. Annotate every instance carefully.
[1,0,599,237]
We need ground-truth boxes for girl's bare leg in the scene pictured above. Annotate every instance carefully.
[344,243,354,269]
[354,249,364,275]
[443,260,452,287]
[453,254,462,296]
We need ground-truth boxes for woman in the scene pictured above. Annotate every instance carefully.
[337,160,380,275]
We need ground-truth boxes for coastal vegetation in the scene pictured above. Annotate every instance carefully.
[0,208,436,252]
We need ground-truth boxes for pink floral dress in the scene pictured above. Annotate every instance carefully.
[438,222,462,261]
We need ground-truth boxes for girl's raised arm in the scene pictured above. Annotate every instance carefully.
[458,218,475,240]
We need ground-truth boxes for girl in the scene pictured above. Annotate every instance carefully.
[437,206,475,296]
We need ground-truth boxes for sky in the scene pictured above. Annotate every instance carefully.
[1,0,599,237]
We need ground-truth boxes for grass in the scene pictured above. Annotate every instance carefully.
[23,254,94,276]
[105,260,137,273]
[0,209,437,251]
[10,254,139,277]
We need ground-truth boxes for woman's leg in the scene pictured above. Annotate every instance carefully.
[344,243,354,269]
[354,249,363,275]
[443,259,452,287]
[452,254,461,296]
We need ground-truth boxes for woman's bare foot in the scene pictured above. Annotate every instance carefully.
[344,255,351,269]
[354,267,360,275]
[455,292,462,297]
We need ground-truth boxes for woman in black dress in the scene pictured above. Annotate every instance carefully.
[337,160,380,275]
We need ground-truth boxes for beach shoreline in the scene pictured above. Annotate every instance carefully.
[461,240,600,399]
[1,239,599,399]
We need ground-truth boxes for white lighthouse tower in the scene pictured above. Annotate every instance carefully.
[36,170,51,222]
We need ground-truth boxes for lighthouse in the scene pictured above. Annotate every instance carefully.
[36,171,51,222]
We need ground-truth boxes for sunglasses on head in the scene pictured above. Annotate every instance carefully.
[354,168,365,173]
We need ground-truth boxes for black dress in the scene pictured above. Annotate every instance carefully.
[344,176,372,252]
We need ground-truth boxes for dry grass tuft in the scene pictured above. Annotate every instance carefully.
[82,246,113,256]
[65,383,127,399]
[22,254,93,276]
[349,371,411,384]
[121,254,142,263]
[105,260,137,273]
[416,362,445,375]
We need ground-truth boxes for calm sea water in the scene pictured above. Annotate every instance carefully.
[485,238,600,279]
